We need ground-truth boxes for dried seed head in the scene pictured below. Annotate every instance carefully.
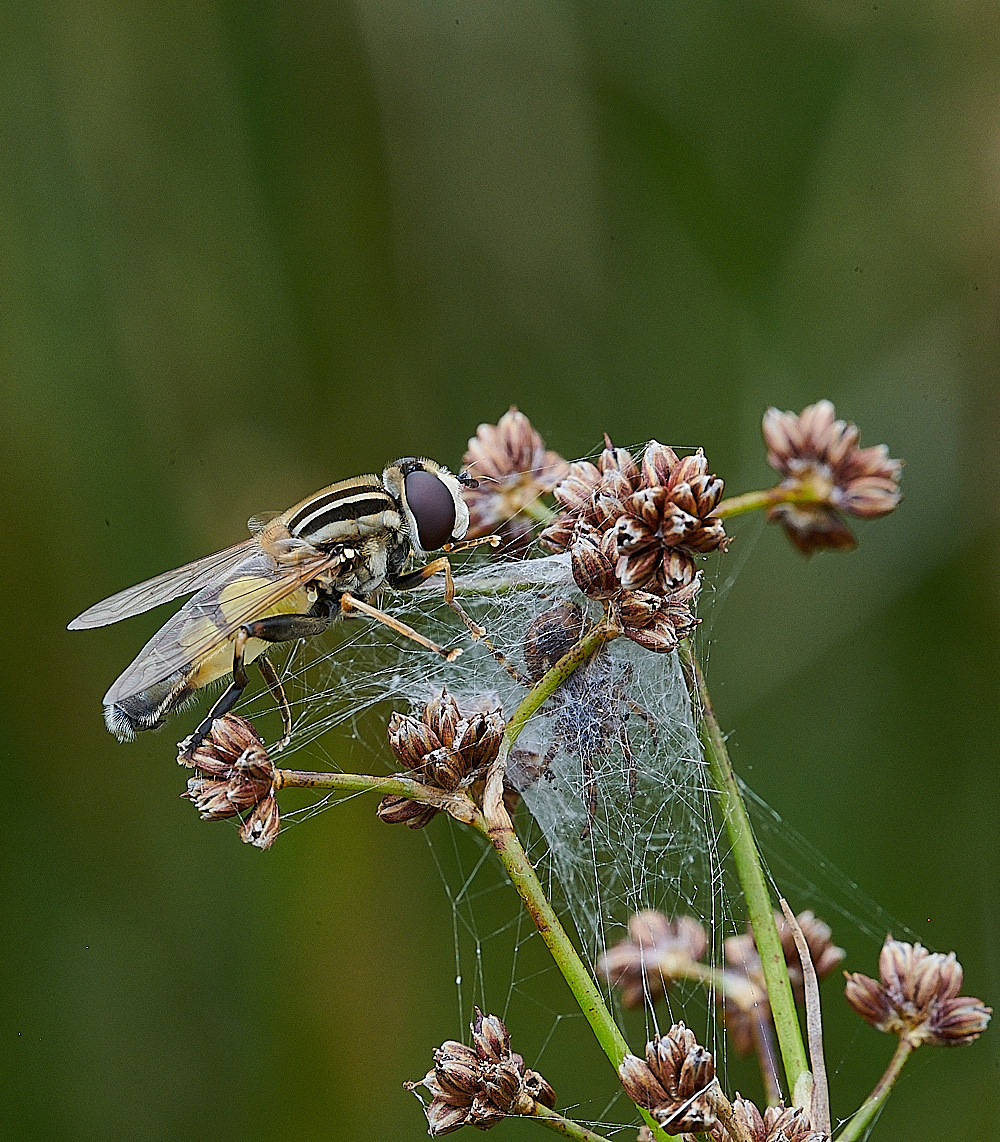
[408,1009,555,1134]
[570,525,621,600]
[619,1023,717,1134]
[376,794,440,830]
[380,689,504,828]
[239,792,281,850]
[844,936,991,1047]
[178,715,281,849]
[543,438,726,608]
[462,408,569,551]
[618,576,701,653]
[762,401,902,555]
[712,1096,829,1142]
[598,910,708,1008]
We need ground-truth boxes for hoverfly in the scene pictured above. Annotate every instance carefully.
[69,458,490,753]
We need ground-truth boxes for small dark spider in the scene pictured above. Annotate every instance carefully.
[498,602,656,838]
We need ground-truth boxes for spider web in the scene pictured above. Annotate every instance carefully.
[238,548,743,1122]
[238,514,907,1132]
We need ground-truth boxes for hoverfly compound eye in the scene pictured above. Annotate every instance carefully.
[404,469,457,551]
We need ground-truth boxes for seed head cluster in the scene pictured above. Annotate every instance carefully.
[844,936,991,1047]
[540,437,725,651]
[407,1009,555,1134]
[710,1096,830,1142]
[377,688,504,828]
[178,714,280,849]
[618,1022,718,1134]
[462,407,569,553]
[597,910,708,1008]
[762,400,902,554]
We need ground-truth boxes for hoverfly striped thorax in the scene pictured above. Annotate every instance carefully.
[69,458,484,753]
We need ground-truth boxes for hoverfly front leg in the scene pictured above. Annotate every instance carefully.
[392,556,487,641]
[338,593,463,662]
[181,613,330,758]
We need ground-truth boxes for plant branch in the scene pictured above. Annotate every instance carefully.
[273,768,484,828]
[677,641,809,1096]
[834,1037,914,1142]
[714,485,819,520]
[526,1102,612,1142]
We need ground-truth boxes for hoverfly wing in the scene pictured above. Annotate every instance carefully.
[67,538,260,630]
[102,547,336,707]
[247,511,283,533]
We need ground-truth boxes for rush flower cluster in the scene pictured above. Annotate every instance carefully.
[462,407,569,554]
[618,1022,718,1134]
[597,910,708,1008]
[844,937,991,1047]
[178,714,280,849]
[762,400,902,554]
[710,1096,830,1142]
[377,688,504,828]
[407,1009,556,1134]
[539,438,725,651]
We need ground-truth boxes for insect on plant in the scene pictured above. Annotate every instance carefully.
[500,602,657,836]
[68,458,496,753]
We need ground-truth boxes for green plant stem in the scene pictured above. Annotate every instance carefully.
[677,641,809,1097]
[504,619,617,741]
[274,768,484,828]
[527,1102,612,1142]
[480,620,677,1142]
[834,1038,914,1142]
[714,485,818,520]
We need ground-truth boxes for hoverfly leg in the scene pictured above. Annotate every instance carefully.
[339,592,463,663]
[394,556,487,641]
[236,614,331,751]
[183,614,331,757]
[256,654,292,752]
[182,627,254,759]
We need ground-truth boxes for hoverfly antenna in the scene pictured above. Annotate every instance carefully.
[457,469,480,489]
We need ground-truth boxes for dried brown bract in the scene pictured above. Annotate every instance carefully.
[178,714,280,850]
[618,1022,717,1134]
[407,1008,555,1135]
[844,936,991,1047]
[762,400,902,555]
[598,910,708,1008]
[462,407,568,553]
[711,1095,829,1142]
[377,688,504,828]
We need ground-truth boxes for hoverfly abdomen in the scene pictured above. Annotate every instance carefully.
[104,667,197,741]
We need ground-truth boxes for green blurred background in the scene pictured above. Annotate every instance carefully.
[2,1,998,1138]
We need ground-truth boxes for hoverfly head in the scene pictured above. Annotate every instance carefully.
[383,458,470,556]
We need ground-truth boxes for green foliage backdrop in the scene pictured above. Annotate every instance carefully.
[1,3,997,1139]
